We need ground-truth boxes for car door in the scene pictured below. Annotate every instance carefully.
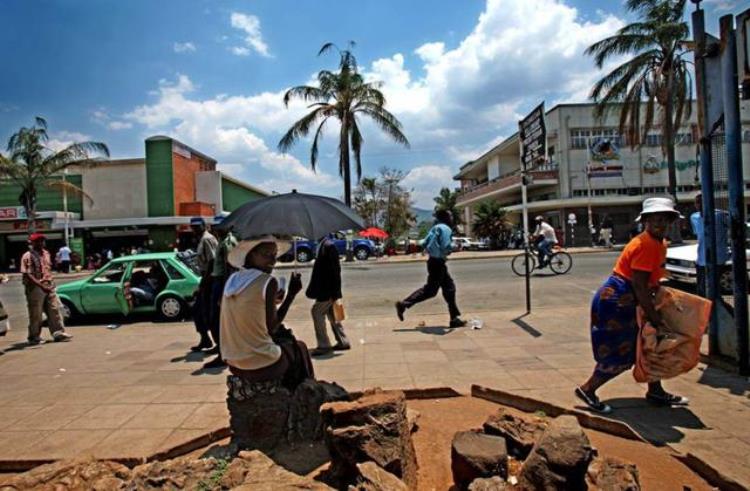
[80,261,133,315]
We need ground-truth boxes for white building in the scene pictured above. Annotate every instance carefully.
[454,101,750,244]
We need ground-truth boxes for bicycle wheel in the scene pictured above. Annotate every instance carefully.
[549,251,573,275]
[511,251,536,277]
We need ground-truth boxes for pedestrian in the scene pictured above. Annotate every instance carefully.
[0,274,10,337]
[575,198,688,414]
[690,193,730,298]
[190,217,219,352]
[57,243,72,273]
[306,234,351,357]
[600,216,614,248]
[21,233,72,345]
[203,217,238,369]
[395,209,466,328]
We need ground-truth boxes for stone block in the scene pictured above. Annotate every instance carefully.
[451,430,508,490]
[348,461,409,491]
[586,457,641,491]
[468,476,508,490]
[483,408,548,458]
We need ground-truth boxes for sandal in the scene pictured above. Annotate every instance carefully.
[575,387,612,414]
[646,391,689,406]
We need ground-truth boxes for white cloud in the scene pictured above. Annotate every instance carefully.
[47,131,92,152]
[402,165,457,208]
[107,121,133,130]
[230,12,271,57]
[173,41,196,53]
[230,46,251,56]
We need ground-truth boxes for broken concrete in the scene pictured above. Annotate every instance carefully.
[451,431,508,490]
[483,408,548,459]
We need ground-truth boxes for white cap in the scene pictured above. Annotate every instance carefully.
[635,197,683,222]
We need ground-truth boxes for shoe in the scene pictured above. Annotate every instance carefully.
[27,338,45,346]
[310,347,334,357]
[395,302,406,322]
[204,346,220,355]
[449,318,467,328]
[203,356,227,369]
[53,332,73,342]
[646,391,689,406]
[333,343,351,351]
[575,387,613,414]
[190,338,213,352]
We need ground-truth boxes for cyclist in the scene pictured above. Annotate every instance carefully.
[532,216,557,268]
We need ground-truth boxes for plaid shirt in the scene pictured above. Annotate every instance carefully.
[21,249,53,286]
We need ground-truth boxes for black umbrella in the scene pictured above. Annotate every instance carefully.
[218,190,365,240]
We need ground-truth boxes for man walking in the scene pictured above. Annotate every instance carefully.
[533,215,558,268]
[396,210,466,328]
[306,234,350,356]
[57,244,72,273]
[190,218,218,352]
[203,217,237,368]
[21,233,72,345]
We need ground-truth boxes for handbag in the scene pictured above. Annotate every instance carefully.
[333,299,346,322]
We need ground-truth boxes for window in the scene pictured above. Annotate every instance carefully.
[162,260,185,280]
[570,129,590,149]
[92,262,128,284]
[645,134,662,146]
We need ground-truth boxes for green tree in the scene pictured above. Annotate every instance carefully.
[353,176,380,226]
[433,187,462,229]
[0,117,109,231]
[278,42,409,206]
[472,201,510,249]
[586,0,692,202]
[352,167,415,238]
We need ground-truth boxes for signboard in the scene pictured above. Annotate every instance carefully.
[519,103,546,171]
[587,164,623,178]
[70,237,84,261]
[0,207,27,221]
[589,136,620,161]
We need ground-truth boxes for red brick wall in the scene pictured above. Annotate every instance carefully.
[172,152,201,214]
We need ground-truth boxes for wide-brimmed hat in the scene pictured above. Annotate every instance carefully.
[228,235,292,269]
[636,197,683,222]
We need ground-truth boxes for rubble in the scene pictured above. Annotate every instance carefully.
[586,457,641,491]
[451,431,508,490]
[483,408,548,458]
[347,461,409,491]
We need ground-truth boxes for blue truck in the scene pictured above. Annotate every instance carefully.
[279,237,377,262]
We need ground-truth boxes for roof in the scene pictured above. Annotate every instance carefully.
[110,252,179,262]
[146,135,217,164]
[220,172,270,197]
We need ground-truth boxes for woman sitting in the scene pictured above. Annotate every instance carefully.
[220,236,314,391]
[576,197,689,414]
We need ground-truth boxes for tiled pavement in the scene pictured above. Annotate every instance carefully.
[0,304,748,486]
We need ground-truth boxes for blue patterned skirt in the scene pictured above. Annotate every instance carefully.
[590,274,638,380]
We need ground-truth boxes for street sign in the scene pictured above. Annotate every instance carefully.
[519,102,546,171]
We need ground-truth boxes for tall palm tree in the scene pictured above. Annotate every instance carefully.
[586,0,692,201]
[433,187,462,229]
[278,42,409,206]
[0,117,109,231]
[472,201,510,249]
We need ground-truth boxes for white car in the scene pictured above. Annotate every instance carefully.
[665,243,750,293]
[452,237,487,251]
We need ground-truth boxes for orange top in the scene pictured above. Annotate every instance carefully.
[613,232,667,287]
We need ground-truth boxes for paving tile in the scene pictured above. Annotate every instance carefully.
[399,341,439,351]
[407,362,459,378]
[90,429,175,460]
[0,431,51,459]
[506,369,571,389]
[64,404,146,430]
[15,429,112,460]
[452,359,501,375]
[314,363,364,381]
[136,371,193,386]
[363,375,415,391]
[13,404,96,431]
[495,357,552,370]
[364,363,410,379]
[0,405,45,430]
[157,429,215,454]
[436,338,479,351]
[363,350,405,363]
[151,385,215,404]
[401,350,449,363]
[122,403,199,429]
[536,353,595,369]
[104,385,166,404]
[180,403,229,430]
[55,387,121,404]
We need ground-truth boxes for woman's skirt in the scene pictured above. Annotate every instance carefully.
[590,274,638,380]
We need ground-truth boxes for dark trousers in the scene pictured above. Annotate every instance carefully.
[193,276,213,338]
[402,257,461,319]
[61,260,70,273]
[209,277,226,348]
[696,265,706,298]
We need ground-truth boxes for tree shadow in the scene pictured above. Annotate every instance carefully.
[392,325,455,336]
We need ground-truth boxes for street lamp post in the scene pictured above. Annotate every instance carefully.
[63,169,70,246]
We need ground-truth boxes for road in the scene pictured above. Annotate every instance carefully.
[0,252,625,326]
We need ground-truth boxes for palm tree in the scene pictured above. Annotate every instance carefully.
[586,0,692,201]
[0,117,109,231]
[278,42,409,206]
[433,187,462,229]
[472,201,510,249]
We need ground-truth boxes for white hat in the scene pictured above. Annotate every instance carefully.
[228,236,292,269]
[635,197,683,222]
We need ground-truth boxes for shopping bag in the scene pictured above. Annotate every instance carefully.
[633,287,712,383]
[333,299,346,322]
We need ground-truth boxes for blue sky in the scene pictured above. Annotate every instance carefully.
[0,0,740,207]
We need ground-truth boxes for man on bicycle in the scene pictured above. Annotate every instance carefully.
[533,215,558,268]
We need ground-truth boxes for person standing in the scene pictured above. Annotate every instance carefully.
[690,193,730,298]
[575,198,688,414]
[203,218,238,368]
[57,244,72,273]
[533,215,558,267]
[306,235,351,357]
[21,233,72,345]
[396,210,466,328]
[190,217,218,352]
[600,216,614,248]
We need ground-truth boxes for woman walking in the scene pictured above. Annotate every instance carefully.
[576,198,689,414]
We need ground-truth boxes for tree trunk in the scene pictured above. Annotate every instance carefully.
[340,117,352,207]
[664,72,678,203]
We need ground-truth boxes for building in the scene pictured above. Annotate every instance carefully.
[0,136,268,268]
[454,101,750,245]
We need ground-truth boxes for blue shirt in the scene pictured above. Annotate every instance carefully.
[422,223,453,259]
[690,210,730,266]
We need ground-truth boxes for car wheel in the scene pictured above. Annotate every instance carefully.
[60,299,78,323]
[296,249,311,263]
[158,295,184,321]
[354,247,370,261]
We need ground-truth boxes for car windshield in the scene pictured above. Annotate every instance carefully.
[176,251,201,276]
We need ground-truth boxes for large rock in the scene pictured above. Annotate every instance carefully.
[127,457,221,489]
[451,431,508,490]
[483,408,548,458]
[0,459,131,490]
[586,457,641,491]
[228,450,333,490]
[348,461,409,491]
[320,389,418,489]
[227,383,292,452]
[519,415,595,490]
[289,379,350,442]
[468,476,508,490]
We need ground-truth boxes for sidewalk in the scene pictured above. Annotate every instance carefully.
[0,304,746,485]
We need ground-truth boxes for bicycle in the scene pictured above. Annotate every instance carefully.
[511,243,573,276]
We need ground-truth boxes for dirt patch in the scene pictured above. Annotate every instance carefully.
[407,396,713,491]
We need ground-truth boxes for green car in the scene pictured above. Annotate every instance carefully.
[56,252,201,322]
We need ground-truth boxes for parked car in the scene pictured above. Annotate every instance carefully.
[452,237,487,251]
[665,243,750,294]
[279,237,377,263]
[56,252,201,322]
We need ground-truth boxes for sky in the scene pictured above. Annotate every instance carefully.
[0,0,741,208]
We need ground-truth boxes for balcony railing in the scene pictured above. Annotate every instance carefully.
[457,165,559,204]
